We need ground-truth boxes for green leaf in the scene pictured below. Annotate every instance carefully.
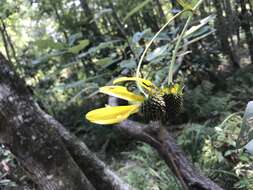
[34,38,65,50]
[77,40,120,59]
[177,0,194,10]
[146,45,168,61]
[123,0,151,22]
[184,15,215,38]
[119,59,136,69]
[250,0,253,8]
[68,32,83,46]
[132,29,151,43]
[177,0,198,10]
[93,57,113,65]
[91,8,112,23]
[68,39,90,54]
[239,155,250,162]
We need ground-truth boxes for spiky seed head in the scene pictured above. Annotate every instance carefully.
[162,83,183,122]
[163,94,183,121]
[141,94,166,122]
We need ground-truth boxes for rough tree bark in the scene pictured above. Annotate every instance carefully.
[0,54,95,190]
[41,111,131,190]
[0,53,131,190]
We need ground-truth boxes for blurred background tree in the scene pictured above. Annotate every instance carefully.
[0,0,253,189]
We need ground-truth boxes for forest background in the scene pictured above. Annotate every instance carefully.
[0,0,253,189]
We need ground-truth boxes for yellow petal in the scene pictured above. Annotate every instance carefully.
[100,86,144,102]
[85,105,140,124]
[170,84,179,94]
[113,77,157,91]
[162,83,183,95]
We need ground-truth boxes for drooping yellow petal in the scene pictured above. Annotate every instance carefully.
[113,77,157,92]
[100,86,144,102]
[85,105,140,124]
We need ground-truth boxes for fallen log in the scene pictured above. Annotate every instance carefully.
[109,96,223,190]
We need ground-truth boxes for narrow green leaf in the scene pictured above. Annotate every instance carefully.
[183,15,215,38]
[123,0,151,22]
[68,39,90,54]
[177,0,194,10]
[93,57,113,65]
[34,38,65,50]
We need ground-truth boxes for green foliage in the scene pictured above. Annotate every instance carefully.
[68,39,90,54]
[183,15,215,39]
[178,111,253,189]
[177,0,198,10]
[123,0,151,22]
[34,37,65,50]
[1,0,253,189]
[184,80,234,120]
[0,146,18,188]
[117,143,181,190]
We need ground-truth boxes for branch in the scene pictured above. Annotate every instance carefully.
[109,97,223,190]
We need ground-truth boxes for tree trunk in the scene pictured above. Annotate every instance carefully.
[0,19,18,65]
[154,0,165,23]
[199,3,207,17]
[239,0,253,63]
[213,0,240,68]
[0,55,95,190]
[142,10,159,32]
[0,53,131,190]
[79,0,101,37]
[0,21,12,63]
[51,2,69,42]
[107,0,129,38]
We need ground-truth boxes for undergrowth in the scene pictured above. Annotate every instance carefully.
[116,143,181,190]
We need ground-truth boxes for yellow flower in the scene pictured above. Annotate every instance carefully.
[85,78,149,124]
[85,77,183,125]
[85,104,140,125]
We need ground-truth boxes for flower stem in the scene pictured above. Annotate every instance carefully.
[136,10,186,97]
[168,14,193,85]
[193,0,205,10]
[168,0,204,85]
